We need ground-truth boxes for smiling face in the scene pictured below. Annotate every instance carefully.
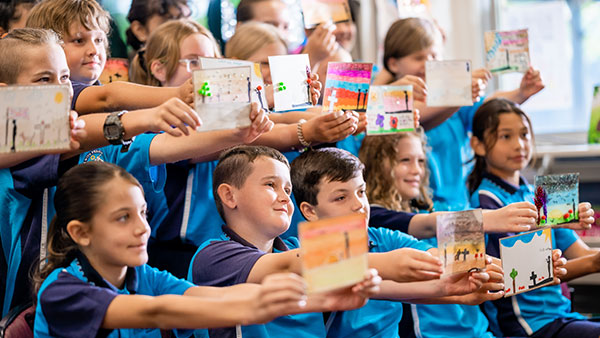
[62,22,107,84]
[390,135,426,201]
[387,44,440,80]
[305,172,369,222]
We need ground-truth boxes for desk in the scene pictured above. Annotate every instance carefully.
[533,143,600,175]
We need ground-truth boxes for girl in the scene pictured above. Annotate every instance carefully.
[33,161,309,337]
[469,98,599,338]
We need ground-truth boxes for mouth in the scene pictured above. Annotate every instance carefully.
[404,179,420,187]
[274,208,288,214]
[129,243,146,250]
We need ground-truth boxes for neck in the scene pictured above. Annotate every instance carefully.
[81,249,128,288]
[226,217,277,253]
[488,166,520,187]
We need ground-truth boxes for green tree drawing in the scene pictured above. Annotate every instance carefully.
[510,268,518,294]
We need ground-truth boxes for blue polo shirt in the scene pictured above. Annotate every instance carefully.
[471,171,584,336]
[425,99,485,211]
[34,252,193,337]
[0,134,164,315]
[188,226,326,338]
[325,227,432,338]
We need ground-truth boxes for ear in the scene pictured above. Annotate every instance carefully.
[129,20,149,44]
[217,183,238,210]
[299,201,319,222]
[66,220,92,247]
[470,136,486,157]
[149,59,167,83]
[386,57,401,75]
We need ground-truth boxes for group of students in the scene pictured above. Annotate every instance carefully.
[0,0,600,337]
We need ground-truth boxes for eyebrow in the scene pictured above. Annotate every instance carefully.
[32,70,55,77]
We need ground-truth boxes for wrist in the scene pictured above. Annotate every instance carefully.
[296,119,311,149]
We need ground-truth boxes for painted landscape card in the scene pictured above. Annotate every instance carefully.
[199,57,269,111]
[322,62,372,113]
[366,85,415,135]
[425,60,472,107]
[0,85,71,153]
[193,66,252,131]
[99,58,129,84]
[436,209,486,275]
[269,54,313,112]
[484,29,530,75]
[588,85,600,144]
[300,0,351,29]
[298,213,368,293]
[534,173,579,226]
[500,228,554,296]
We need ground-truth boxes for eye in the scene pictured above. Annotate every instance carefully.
[72,38,84,44]
[418,158,425,164]
[141,209,148,219]
[95,37,104,44]
[36,77,51,83]
[117,213,130,222]
[358,189,366,196]
[334,195,346,202]
[265,181,275,188]
[400,157,410,163]
[284,187,292,196]
[189,59,201,68]
[60,74,70,81]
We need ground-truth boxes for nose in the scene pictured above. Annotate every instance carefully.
[351,194,366,213]
[134,216,150,237]
[86,40,99,56]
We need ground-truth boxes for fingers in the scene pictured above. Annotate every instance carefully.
[157,120,183,137]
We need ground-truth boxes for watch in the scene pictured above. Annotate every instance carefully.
[103,110,133,152]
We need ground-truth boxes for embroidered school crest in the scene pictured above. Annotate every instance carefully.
[83,149,105,162]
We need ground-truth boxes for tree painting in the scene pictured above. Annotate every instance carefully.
[510,268,518,295]
[534,186,547,226]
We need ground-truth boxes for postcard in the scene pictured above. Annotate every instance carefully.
[366,85,415,134]
[436,209,486,275]
[534,173,579,226]
[426,60,472,107]
[269,54,313,112]
[484,29,530,74]
[322,62,372,113]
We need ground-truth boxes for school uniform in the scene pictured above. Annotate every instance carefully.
[325,227,432,338]
[471,171,587,337]
[187,226,327,338]
[425,99,485,211]
[71,80,100,110]
[34,252,194,337]
[0,134,164,316]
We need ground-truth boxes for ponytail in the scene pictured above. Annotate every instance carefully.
[467,154,488,195]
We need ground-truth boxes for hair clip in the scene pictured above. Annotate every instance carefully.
[198,81,211,97]
[276,82,286,92]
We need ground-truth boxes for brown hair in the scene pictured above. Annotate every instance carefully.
[383,17,440,76]
[359,131,433,213]
[0,27,62,84]
[467,98,535,194]
[225,21,287,60]
[130,18,220,86]
[26,0,110,42]
[290,148,364,209]
[213,145,289,220]
[126,0,190,51]
[236,0,274,23]
[33,162,144,297]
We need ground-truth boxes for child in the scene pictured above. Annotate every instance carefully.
[468,98,598,337]
[33,161,310,337]
[0,0,37,34]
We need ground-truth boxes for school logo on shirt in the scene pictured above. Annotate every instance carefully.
[83,149,105,162]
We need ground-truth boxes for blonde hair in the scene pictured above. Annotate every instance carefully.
[383,17,440,75]
[129,18,220,86]
[225,21,287,60]
[0,28,62,84]
[359,131,434,213]
[26,0,110,41]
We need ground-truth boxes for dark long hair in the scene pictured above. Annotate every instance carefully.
[467,98,534,194]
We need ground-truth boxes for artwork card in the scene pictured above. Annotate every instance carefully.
[500,228,554,296]
[193,66,252,131]
[322,62,372,113]
[436,209,486,275]
[300,0,351,29]
[365,85,416,135]
[269,54,313,112]
[484,29,530,75]
[298,213,369,293]
[534,173,579,226]
[0,85,71,153]
[425,60,472,107]
[199,57,269,112]
[588,86,600,144]
[99,58,129,84]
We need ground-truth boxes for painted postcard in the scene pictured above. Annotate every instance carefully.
[484,29,530,74]
[199,57,269,111]
[99,58,129,84]
[500,228,554,296]
[425,60,472,107]
[534,173,579,226]
[436,209,486,275]
[0,85,71,153]
[300,0,351,29]
[269,54,313,112]
[365,85,415,135]
[588,86,600,144]
[322,62,372,113]
[298,213,369,293]
[193,66,252,131]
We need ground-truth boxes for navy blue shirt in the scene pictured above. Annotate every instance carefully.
[368,205,415,233]
[71,80,99,110]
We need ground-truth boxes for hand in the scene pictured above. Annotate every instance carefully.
[303,23,338,68]
[178,78,195,106]
[414,108,421,128]
[382,248,443,282]
[483,201,537,233]
[472,68,492,84]
[551,249,567,285]
[308,73,322,105]
[144,97,201,136]
[314,268,381,311]
[302,110,358,144]
[354,112,367,135]
[69,110,87,150]
[458,257,505,305]
[441,269,489,296]
[518,67,544,102]
[249,272,307,325]
[391,75,427,102]
[234,102,274,144]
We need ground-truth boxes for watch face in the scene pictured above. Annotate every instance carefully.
[106,125,120,139]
